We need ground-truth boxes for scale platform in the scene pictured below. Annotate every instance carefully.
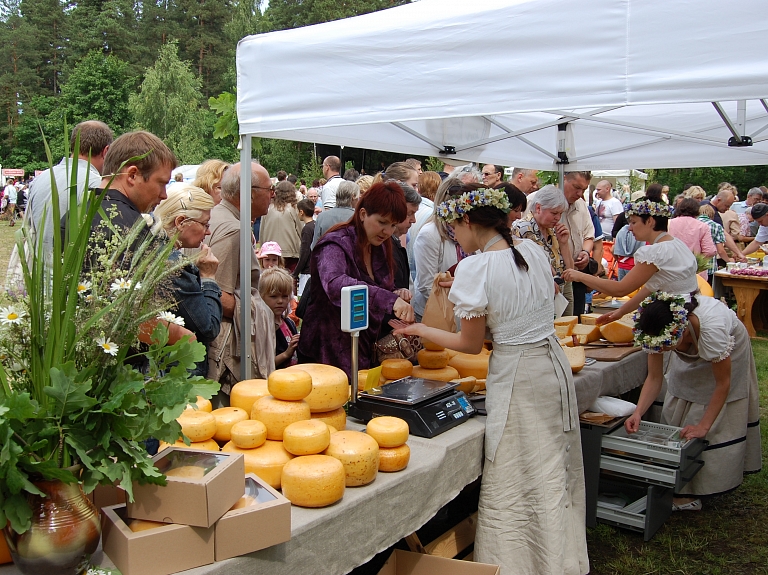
[348,377,476,438]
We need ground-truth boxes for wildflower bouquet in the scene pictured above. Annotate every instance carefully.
[0,135,219,535]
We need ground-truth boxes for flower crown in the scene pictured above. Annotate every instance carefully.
[632,291,688,353]
[436,187,511,223]
[624,199,673,218]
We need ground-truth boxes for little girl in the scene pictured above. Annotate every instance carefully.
[258,267,300,369]
[256,241,285,269]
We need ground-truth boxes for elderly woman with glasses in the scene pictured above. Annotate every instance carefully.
[153,184,223,376]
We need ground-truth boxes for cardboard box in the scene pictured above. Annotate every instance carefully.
[214,473,292,561]
[378,549,500,575]
[126,448,245,528]
[101,504,214,575]
[88,482,127,510]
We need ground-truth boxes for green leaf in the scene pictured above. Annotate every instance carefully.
[5,466,44,497]
[188,379,221,401]
[45,363,99,415]
[64,432,95,468]
[3,393,37,420]
[3,493,33,534]
[25,461,78,483]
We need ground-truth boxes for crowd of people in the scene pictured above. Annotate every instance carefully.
[10,119,766,575]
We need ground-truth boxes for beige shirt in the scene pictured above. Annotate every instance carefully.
[259,203,304,259]
[563,198,595,256]
[720,209,740,239]
[206,199,260,294]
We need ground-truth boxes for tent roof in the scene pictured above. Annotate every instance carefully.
[236,0,768,170]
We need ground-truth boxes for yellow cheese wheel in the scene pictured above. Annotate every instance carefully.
[211,407,249,443]
[416,349,449,369]
[411,365,460,382]
[450,376,477,394]
[165,465,206,479]
[311,407,347,431]
[599,319,635,344]
[285,364,349,412]
[421,338,445,351]
[185,396,212,413]
[283,420,332,455]
[251,396,311,440]
[229,495,255,511]
[268,369,313,401]
[128,519,167,532]
[378,444,411,472]
[562,346,586,373]
[222,440,294,489]
[281,455,345,508]
[580,313,603,325]
[327,425,339,434]
[323,431,380,487]
[554,315,578,329]
[229,379,270,413]
[177,410,217,442]
[366,416,409,448]
[158,438,220,452]
[447,353,489,380]
[230,419,268,449]
[444,348,460,359]
[571,324,601,344]
[380,359,413,380]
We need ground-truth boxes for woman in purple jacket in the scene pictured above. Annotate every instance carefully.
[297,181,414,378]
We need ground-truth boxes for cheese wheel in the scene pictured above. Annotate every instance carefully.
[323,431,379,487]
[177,410,217,442]
[444,348,460,359]
[211,407,249,443]
[283,420,331,455]
[128,519,167,532]
[562,346,586,373]
[417,349,449,369]
[411,365,460,382]
[222,440,294,489]
[268,369,313,401]
[230,419,268,449]
[380,359,413,380]
[600,319,635,344]
[185,396,212,413]
[378,444,411,472]
[285,364,349,412]
[165,465,205,479]
[366,416,409,448]
[251,396,311,440]
[447,353,489,380]
[571,324,601,344]
[450,376,477,394]
[281,455,345,508]
[421,338,445,351]
[326,425,339,434]
[230,379,270,413]
[311,407,347,431]
[229,495,255,511]
[580,313,603,325]
[158,438,220,452]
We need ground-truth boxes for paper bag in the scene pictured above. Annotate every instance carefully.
[421,272,456,334]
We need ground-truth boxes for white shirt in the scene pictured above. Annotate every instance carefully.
[634,238,699,296]
[595,196,623,236]
[412,221,458,317]
[755,225,768,244]
[320,175,342,209]
[4,184,17,204]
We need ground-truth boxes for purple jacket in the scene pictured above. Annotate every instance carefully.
[298,225,399,378]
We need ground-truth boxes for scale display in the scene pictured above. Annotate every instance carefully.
[341,285,368,332]
[359,377,458,405]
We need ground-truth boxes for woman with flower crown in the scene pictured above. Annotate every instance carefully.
[628,292,761,511]
[562,197,698,321]
[395,182,589,575]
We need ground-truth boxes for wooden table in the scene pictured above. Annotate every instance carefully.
[715,271,768,336]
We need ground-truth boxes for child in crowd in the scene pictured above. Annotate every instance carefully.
[259,267,300,369]
[293,199,316,297]
[256,241,284,269]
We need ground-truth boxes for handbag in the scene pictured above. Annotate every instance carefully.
[375,332,422,365]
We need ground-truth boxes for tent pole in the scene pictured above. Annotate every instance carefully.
[558,163,565,187]
[239,135,253,381]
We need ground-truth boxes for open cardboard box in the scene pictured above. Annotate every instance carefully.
[101,504,214,575]
[378,549,500,575]
[126,448,245,528]
[87,482,127,510]
[214,473,291,561]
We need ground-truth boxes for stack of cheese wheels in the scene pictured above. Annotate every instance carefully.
[222,440,294,489]
[229,379,270,413]
[211,407,249,443]
[380,359,413,382]
[250,369,313,440]
[184,396,212,413]
[285,364,349,428]
[323,431,380,486]
[281,455,345,507]
[446,351,490,389]
[174,410,220,451]
[365,416,410,472]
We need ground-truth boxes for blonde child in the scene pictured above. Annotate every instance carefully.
[256,241,285,269]
[259,267,300,369]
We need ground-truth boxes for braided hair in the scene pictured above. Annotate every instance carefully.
[635,291,700,336]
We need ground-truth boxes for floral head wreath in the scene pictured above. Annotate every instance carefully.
[632,291,688,353]
[624,199,674,219]
[436,187,511,224]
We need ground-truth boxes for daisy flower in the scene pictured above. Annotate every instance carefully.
[77,280,92,294]
[96,336,119,356]
[157,311,185,326]
[0,306,26,325]
[110,278,131,293]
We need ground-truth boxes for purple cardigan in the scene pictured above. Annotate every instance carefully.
[298,225,399,378]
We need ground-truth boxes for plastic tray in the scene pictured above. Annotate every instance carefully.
[602,421,706,466]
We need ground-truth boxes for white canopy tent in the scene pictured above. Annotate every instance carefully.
[232,0,768,378]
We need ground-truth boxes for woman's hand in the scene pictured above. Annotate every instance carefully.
[562,268,586,283]
[393,298,415,323]
[597,310,622,325]
[391,320,424,337]
[554,222,570,245]
[196,244,220,279]
[680,423,709,440]
[393,288,412,302]
[625,411,642,434]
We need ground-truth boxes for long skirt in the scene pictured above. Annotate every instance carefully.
[474,344,589,575]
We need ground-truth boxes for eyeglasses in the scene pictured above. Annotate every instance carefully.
[183,218,210,230]
[252,184,275,192]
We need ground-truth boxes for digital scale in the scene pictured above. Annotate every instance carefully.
[341,285,475,439]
